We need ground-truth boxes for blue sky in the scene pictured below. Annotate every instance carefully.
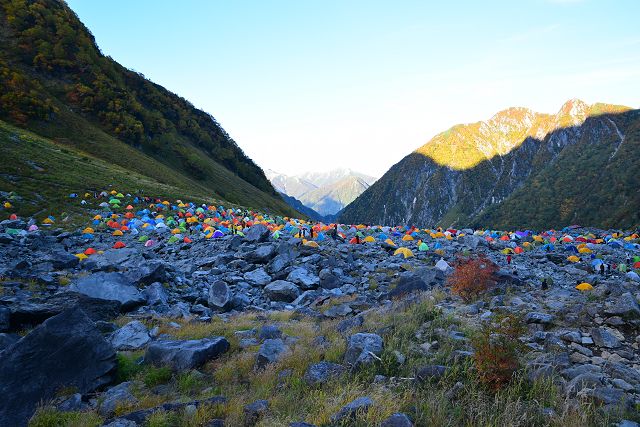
[66,0,640,177]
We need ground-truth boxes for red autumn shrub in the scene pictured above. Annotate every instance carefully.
[446,254,498,302]
[472,314,525,390]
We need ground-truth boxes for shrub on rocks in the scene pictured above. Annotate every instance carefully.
[472,313,525,390]
[447,255,498,302]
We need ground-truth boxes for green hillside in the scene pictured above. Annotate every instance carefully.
[0,0,296,216]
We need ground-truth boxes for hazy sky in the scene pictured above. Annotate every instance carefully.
[66,0,640,177]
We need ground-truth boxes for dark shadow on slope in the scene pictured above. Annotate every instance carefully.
[339,109,640,230]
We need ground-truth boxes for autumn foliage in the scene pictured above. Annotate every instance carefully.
[446,254,498,302]
[472,314,525,390]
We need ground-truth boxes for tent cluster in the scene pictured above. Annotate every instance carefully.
[3,190,640,290]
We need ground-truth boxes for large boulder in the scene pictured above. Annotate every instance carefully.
[70,272,145,311]
[287,268,320,290]
[145,337,230,371]
[604,292,640,320]
[208,280,232,311]
[264,280,300,302]
[142,282,169,306]
[125,260,168,286]
[3,292,121,331]
[590,327,621,349]
[245,244,276,264]
[388,274,428,299]
[344,333,383,368]
[256,338,288,369]
[244,268,272,286]
[110,321,151,351]
[0,307,116,426]
[245,224,270,243]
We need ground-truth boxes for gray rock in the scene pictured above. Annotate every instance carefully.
[287,267,320,289]
[57,393,84,412]
[142,282,168,306]
[388,274,428,299]
[114,396,226,425]
[416,365,449,381]
[208,280,232,311]
[381,413,414,427]
[126,261,168,286]
[591,327,621,349]
[245,224,270,243]
[0,307,116,427]
[245,244,276,264]
[331,396,373,423]
[256,338,288,369]
[319,273,341,290]
[524,312,554,325]
[99,382,137,416]
[566,373,603,395]
[344,333,383,368]
[264,280,300,302]
[324,303,353,318]
[110,321,151,351]
[0,333,20,352]
[607,362,640,386]
[244,399,269,425]
[47,250,80,269]
[244,268,272,286]
[258,325,282,340]
[70,272,145,311]
[145,337,230,371]
[304,361,346,385]
[587,387,628,406]
[604,292,640,319]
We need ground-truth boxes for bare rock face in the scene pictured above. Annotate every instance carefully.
[0,307,117,426]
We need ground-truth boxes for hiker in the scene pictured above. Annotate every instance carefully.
[506,254,512,265]
[309,225,314,239]
[541,278,549,290]
[599,263,605,275]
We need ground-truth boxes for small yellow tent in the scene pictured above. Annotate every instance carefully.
[393,247,414,258]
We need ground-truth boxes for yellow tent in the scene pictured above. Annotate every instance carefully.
[363,236,376,243]
[402,234,414,241]
[304,240,319,248]
[112,230,123,236]
[578,247,592,254]
[576,282,593,291]
[384,238,396,247]
[394,247,414,258]
[567,255,580,263]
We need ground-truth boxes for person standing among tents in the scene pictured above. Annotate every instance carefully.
[506,254,512,265]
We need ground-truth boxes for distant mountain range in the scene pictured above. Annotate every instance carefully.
[266,168,377,217]
[340,100,640,229]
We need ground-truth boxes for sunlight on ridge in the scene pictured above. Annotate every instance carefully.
[415,99,631,170]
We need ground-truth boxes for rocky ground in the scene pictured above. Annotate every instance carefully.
[0,195,639,426]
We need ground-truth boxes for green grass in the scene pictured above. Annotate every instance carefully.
[0,119,299,224]
[93,295,637,427]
